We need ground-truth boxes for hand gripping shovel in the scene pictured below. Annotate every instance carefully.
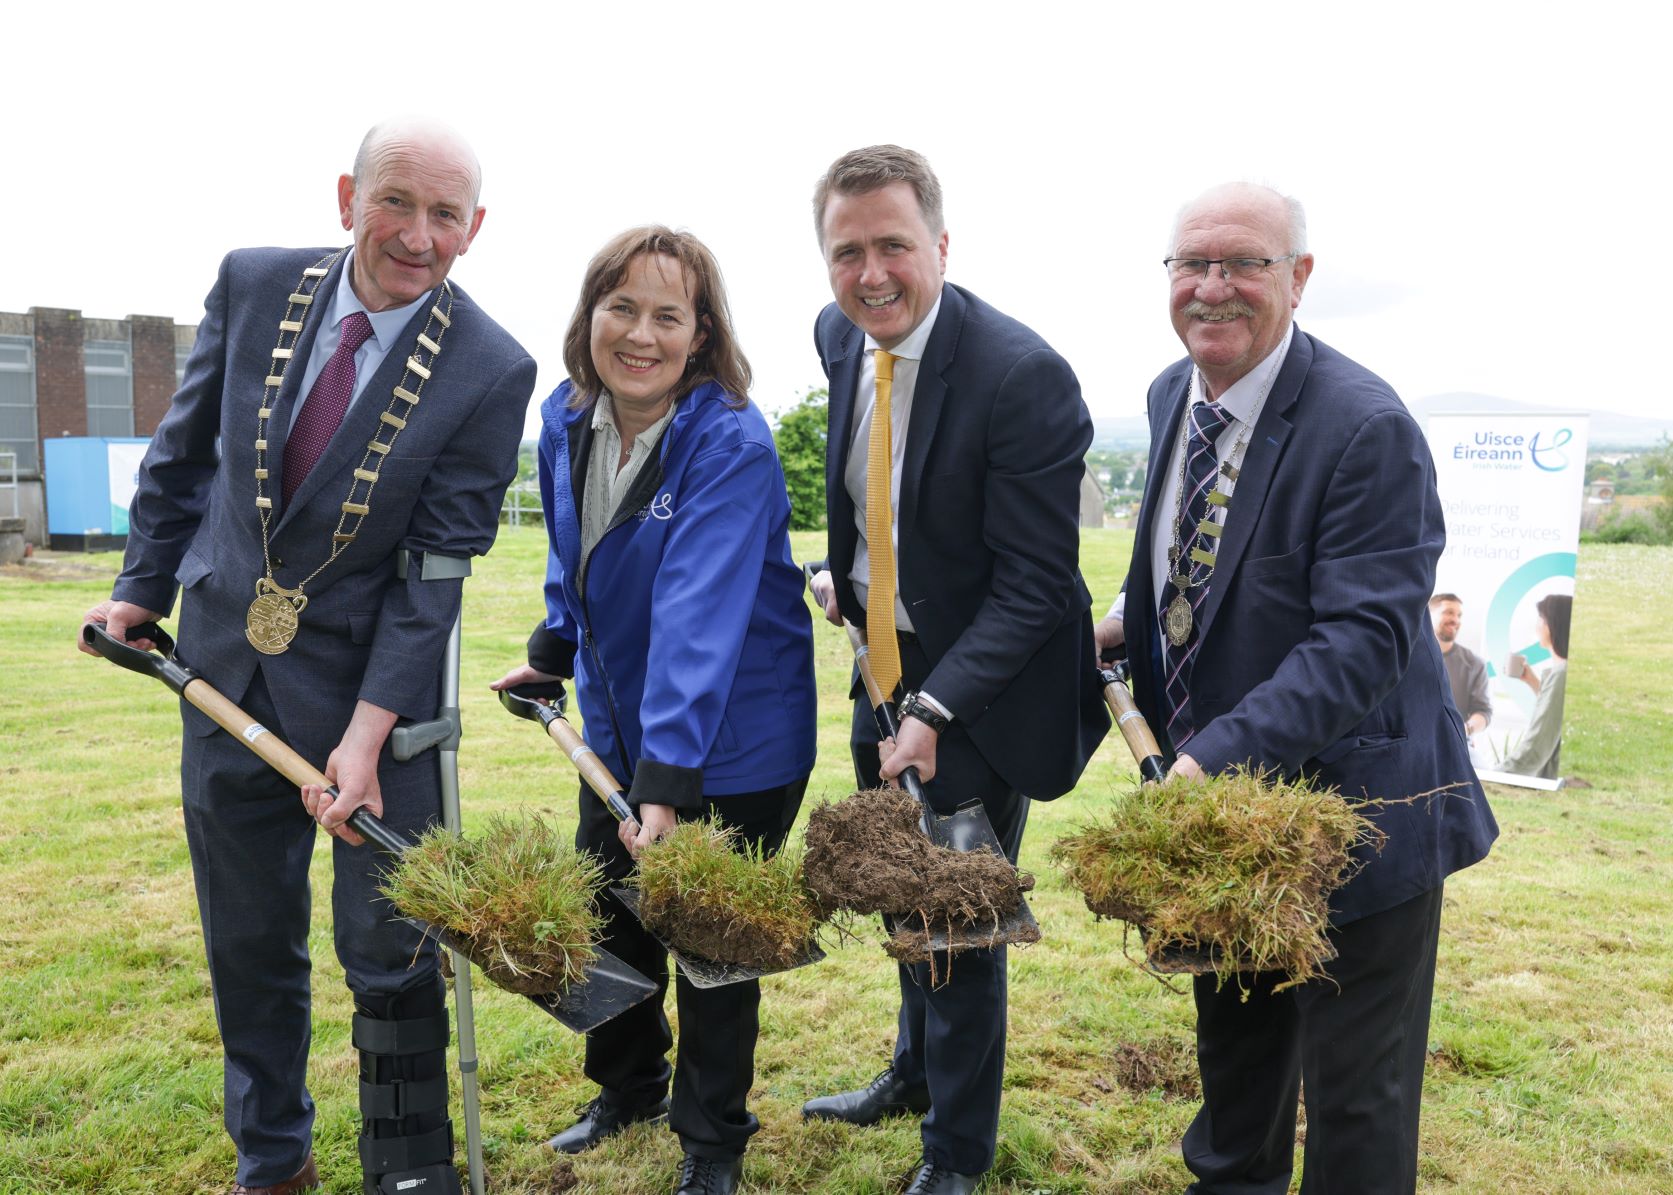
[844,622,1040,952]
[83,622,659,1032]
[497,683,825,989]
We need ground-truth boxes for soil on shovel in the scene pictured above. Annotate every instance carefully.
[636,895,809,971]
[632,820,819,971]
[803,787,1037,965]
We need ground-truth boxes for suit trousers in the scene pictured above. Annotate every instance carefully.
[576,776,807,1162]
[1183,884,1446,1195]
[849,633,1030,1176]
[178,668,444,1188]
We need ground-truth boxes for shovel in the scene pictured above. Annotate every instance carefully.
[1094,650,1256,975]
[1098,655,1167,784]
[843,622,1040,952]
[83,621,659,1033]
[497,683,825,989]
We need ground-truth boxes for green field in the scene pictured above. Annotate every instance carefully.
[2,529,1669,1194]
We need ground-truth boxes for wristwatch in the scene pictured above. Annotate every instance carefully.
[898,690,950,734]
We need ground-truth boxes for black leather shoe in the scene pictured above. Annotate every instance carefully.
[673,1152,742,1194]
[903,1159,983,1194]
[545,1094,669,1153]
[801,1066,931,1125]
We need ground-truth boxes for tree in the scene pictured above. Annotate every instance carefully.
[773,388,828,531]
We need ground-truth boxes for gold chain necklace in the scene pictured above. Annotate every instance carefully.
[245,252,455,655]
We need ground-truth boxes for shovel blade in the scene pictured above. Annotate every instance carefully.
[404,918,658,1032]
[917,799,1040,952]
[611,887,826,990]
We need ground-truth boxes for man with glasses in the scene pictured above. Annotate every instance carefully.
[1097,183,1498,1194]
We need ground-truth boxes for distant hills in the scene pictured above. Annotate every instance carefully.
[1092,393,1672,452]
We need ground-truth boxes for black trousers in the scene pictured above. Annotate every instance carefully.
[1183,884,1446,1195]
[849,633,1029,1176]
[575,776,806,1162]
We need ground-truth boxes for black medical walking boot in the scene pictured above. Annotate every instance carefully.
[353,978,463,1195]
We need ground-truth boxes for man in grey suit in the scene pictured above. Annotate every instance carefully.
[79,120,535,1195]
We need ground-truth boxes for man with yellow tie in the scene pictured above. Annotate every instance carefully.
[801,144,1107,1195]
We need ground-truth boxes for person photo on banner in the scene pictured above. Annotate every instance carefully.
[1501,592,1571,780]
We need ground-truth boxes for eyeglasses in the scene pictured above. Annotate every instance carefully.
[1164,255,1297,281]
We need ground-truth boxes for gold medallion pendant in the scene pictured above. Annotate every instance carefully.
[246,578,308,655]
[1165,593,1195,648]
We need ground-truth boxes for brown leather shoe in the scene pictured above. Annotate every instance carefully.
[229,1153,320,1194]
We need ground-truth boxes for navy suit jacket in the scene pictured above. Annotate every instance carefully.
[1125,330,1498,923]
[818,282,1108,800]
[114,247,535,766]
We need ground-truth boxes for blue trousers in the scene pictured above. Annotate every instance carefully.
[179,669,445,1188]
[849,633,1030,1176]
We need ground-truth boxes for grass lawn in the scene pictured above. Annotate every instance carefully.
[2,529,1669,1194]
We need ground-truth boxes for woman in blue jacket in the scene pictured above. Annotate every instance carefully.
[493,227,816,1195]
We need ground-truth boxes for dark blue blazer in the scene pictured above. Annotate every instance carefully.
[115,247,536,765]
[1125,330,1498,923]
[818,282,1108,800]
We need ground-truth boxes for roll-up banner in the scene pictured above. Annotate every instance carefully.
[1426,412,1589,790]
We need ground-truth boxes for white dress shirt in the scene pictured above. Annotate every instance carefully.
[1108,323,1295,624]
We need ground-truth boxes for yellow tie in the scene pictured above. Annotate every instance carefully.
[866,349,903,700]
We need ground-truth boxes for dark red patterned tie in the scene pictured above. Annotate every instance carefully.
[283,311,373,504]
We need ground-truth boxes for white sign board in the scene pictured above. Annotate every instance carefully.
[1426,412,1588,788]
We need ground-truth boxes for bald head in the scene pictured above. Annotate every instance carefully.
[354,118,483,210]
[338,118,487,312]
[1171,182,1306,256]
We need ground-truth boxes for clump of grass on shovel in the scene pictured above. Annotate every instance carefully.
[633,819,820,971]
[379,812,607,996]
[1050,769,1383,992]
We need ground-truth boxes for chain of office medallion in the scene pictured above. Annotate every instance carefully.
[252,252,455,593]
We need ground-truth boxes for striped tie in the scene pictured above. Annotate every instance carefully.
[1161,400,1233,751]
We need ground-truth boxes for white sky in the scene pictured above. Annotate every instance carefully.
[5,2,1661,436]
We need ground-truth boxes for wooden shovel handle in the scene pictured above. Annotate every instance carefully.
[1101,670,1167,785]
[542,714,639,827]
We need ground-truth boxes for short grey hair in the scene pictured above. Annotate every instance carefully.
[353,118,483,210]
[1170,182,1307,255]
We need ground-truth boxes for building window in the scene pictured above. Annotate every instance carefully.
[85,338,134,438]
[175,343,191,387]
[0,334,38,474]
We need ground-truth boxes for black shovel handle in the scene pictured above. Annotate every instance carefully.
[84,621,414,850]
[497,684,639,828]
[842,621,931,805]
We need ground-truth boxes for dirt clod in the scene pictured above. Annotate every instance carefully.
[803,788,1034,965]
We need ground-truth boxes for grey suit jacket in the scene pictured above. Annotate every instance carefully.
[114,247,535,764]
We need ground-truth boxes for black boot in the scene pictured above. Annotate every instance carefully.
[546,1092,670,1153]
[353,978,462,1195]
[800,1066,931,1125]
[673,1152,742,1194]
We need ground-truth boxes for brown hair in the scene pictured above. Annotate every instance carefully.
[812,144,944,244]
[562,226,751,410]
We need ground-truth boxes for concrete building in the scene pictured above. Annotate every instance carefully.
[0,307,196,545]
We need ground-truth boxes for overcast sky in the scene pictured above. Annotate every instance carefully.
[6,2,1659,436]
